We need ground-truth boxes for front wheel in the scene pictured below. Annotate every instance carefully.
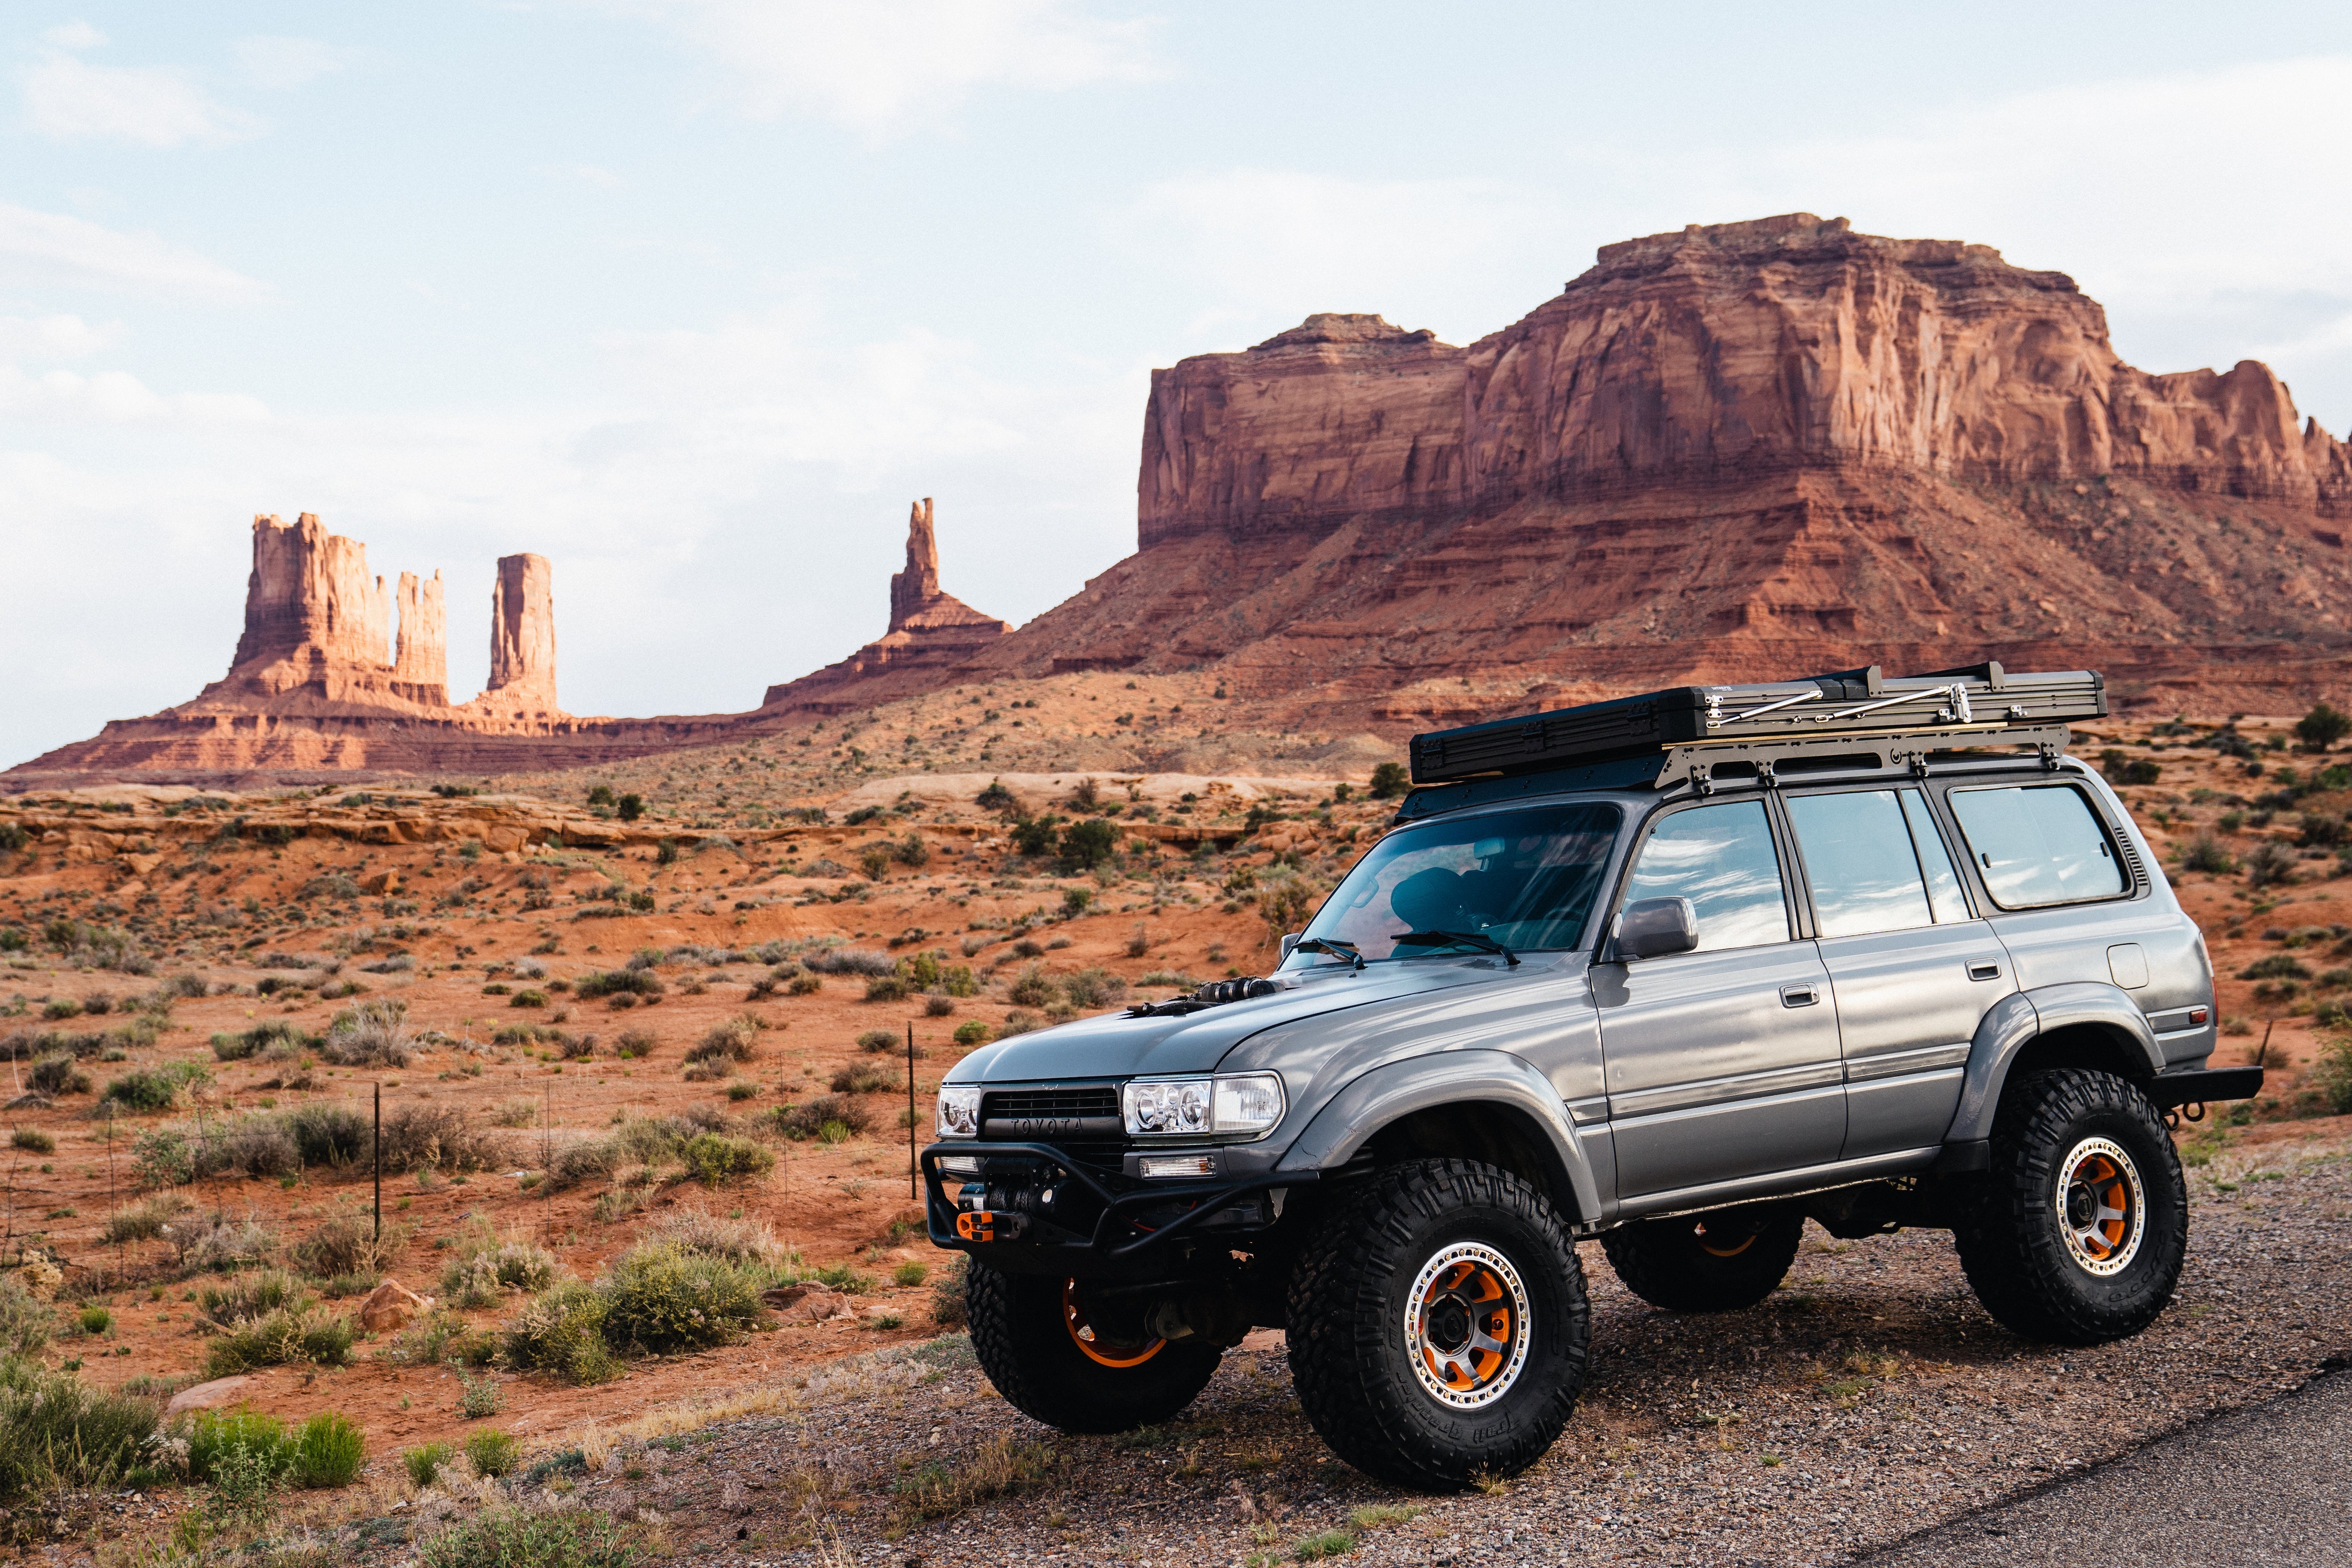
[1953,1067,2188,1345]
[963,1264,1221,1433]
[1288,1158,1589,1490]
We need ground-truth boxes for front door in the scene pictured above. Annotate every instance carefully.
[1782,787,2014,1160]
[1596,798,1846,1205]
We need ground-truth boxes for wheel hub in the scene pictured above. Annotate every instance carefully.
[1062,1279,1163,1369]
[1405,1242,1532,1410]
[2055,1136,2146,1277]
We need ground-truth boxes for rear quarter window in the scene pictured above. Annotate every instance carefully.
[1947,783,2128,908]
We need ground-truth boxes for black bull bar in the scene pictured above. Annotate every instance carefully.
[919,1141,1317,1265]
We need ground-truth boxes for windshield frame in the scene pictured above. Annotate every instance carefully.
[1279,797,1628,968]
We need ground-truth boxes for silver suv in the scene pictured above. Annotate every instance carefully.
[922,666,2259,1489]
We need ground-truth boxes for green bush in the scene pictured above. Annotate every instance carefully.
[829,1063,897,1095]
[1008,964,1055,1008]
[2314,1034,2352,1116]
[131,1128,194,1188]
[501,1282,620,1385]
[286,1103,370,1167]
[78,1305,111,1336]
[188,1407,296,1482]
[0,1360,158,1509]
[857,1028,901,1054]
[1010,815,1062,857]
[616,794,645,822]
[103,1062,211,1114]
[201,1306,355,1378]
[2179,834,2235,874]
[199,1269,304,1325]
[442,1238,560,1309]
[404,1440,455,1488]
[863,972,911,1002]
[677,1133,774,1186]
[1369,761,1410,799]
[10,1128,54,1154]
[213,1021,310,1062]
[2298,702,2352,752]
[685,1016,759,1065]
[2239,954,2314,980]
[573,969,664,1000]
[27,1055,89,1097]
[1057,818,1118,872]
[103,1192,190,1245]
[418,1507,648,1568]
[598,1244,764,1353]
[291,1410,366,1487]
[464,1427,519,1477]
[770,1093,871,1141]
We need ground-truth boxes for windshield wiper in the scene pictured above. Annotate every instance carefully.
[1391,930,1520,967]
[1291,937,1365,970]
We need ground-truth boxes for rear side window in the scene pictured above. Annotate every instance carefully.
[1948,784,2127,908]
[1785,789,1934,936]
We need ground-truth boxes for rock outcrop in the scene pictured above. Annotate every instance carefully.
[390,570,448,705]
[469,553,561,718]
[760,498,1012,712]
[943,213,2352,720]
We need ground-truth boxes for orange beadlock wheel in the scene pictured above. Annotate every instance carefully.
[1062,1279,1164,1369]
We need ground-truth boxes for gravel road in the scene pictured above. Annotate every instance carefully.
[485,1130,2352,1568]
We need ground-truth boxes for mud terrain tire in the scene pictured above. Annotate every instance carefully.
[1288,1158,1588,1490]
[964,1263,1221,1433]
[1954,1067,2188,1346]
[1599,1202,1803,1312]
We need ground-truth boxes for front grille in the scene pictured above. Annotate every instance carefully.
[984,1087,1118,1119]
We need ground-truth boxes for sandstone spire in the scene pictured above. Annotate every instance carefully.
[230,513,391,673]
[483,553,558,710]
[890,498,943,632]
[390,570,448,704]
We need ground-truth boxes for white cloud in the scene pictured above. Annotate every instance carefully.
[22,48,263,146]
[42,21,107,49]
[0,312,124,359]
[612,0,1162,134]
[0,362,268,425]
[0,201,267,302]
[234,36,354,90]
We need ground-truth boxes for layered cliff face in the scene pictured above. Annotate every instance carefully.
[468,553,561,719]
[761,498,1012,712]
[957,213,2352,721]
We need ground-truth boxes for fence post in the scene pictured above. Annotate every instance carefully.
[373,1082,382,1243]
[907,1021,918,1200]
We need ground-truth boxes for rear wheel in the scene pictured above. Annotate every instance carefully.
[1600,1203,1802,1313]
[1288,1158,1588,1490]
[1953,1067,2187,1345]
[963,1264,1221,1433]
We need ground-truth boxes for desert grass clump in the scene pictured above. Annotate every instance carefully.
[686,1016,760,1067]
[103,1192,192,1245]
[0,1359,159,1509]
[290,1410,367,1487]
[889,1434,1058,1529]
[403,1440,455,1488]
[442,1235,560,1309]
[171,1213,275,1273]
[828,1063,898,1095]
[27,1055,90,1097]
[771,1092,872,1142]
[856,1028,900,1054]
[101,1061,211,1114]
[199,1268,304,1326]
[377,1308,498,1369]
[500,1281,621,1385]
[201,1305,356,1379]
[547,1136,622,1191]
[212,1020,312,1063]
[0,1276,53,1359]
[284,1103,368,1168]
[320,997,415,1067]
[930,1252,968,1327]
[638,1205,780,1265]
[290,1211,408,1279]
[599,1242,765,1353]
[573,969,665,1000]
[489,1097,538,1128]
[463,1427,519,1476]
[10,1127,54,1154]
[677,1132,774,1186]
[417,1507,647,1568]
[379,1103,508,1173]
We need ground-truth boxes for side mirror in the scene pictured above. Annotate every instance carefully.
[1279,932,1302,962]
[1615,897,1698,960]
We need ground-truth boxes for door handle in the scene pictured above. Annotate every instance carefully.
[1781,984,1820,1008]
[1968,960,2002,982]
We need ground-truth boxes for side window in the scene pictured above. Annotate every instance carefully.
[1948,784,2128,908]
[1784,790,1932,937]
[1900,789,1972,923]
[1620,800,1789,952]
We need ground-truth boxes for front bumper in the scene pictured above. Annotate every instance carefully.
[919,1140,1315,1277]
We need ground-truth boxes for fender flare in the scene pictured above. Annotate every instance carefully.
[1274,1049,1601,1225]
[1944,981,2165,1143]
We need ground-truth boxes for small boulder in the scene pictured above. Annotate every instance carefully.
[760,1282,855,1325]
[167,1375,254,1415]
[359,1278,432,1333]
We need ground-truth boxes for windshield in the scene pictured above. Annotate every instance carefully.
[1286,802,1621,963]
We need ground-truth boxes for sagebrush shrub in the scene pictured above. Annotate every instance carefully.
[321,998,414,1067]
[500,1281,619,1385]
[0,1360,157,1508]
[598,1243,764,1352]
[678,1133,774,1186]
[291,1410,366,1487]
[772,1093,871,1141]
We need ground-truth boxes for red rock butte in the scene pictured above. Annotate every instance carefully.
[14,213,2352,784]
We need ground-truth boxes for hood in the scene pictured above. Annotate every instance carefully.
[947,960,1494,1083]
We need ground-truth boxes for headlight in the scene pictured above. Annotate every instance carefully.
[935,1084,981,1138]
[1122,1072,1285,1140]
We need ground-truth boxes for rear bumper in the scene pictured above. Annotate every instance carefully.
[2149,1065,2265,1109]
[919,1140,1316,1278]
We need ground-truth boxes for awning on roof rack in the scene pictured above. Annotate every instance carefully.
[1406,666,2104,787]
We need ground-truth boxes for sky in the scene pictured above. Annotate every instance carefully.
[5,1,2352,768]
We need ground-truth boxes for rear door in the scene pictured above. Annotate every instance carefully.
[1780,786,2014,1160]
[1595,797,1845,1203]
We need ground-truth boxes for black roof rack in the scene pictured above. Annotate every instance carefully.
[1406,664,2104,788]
